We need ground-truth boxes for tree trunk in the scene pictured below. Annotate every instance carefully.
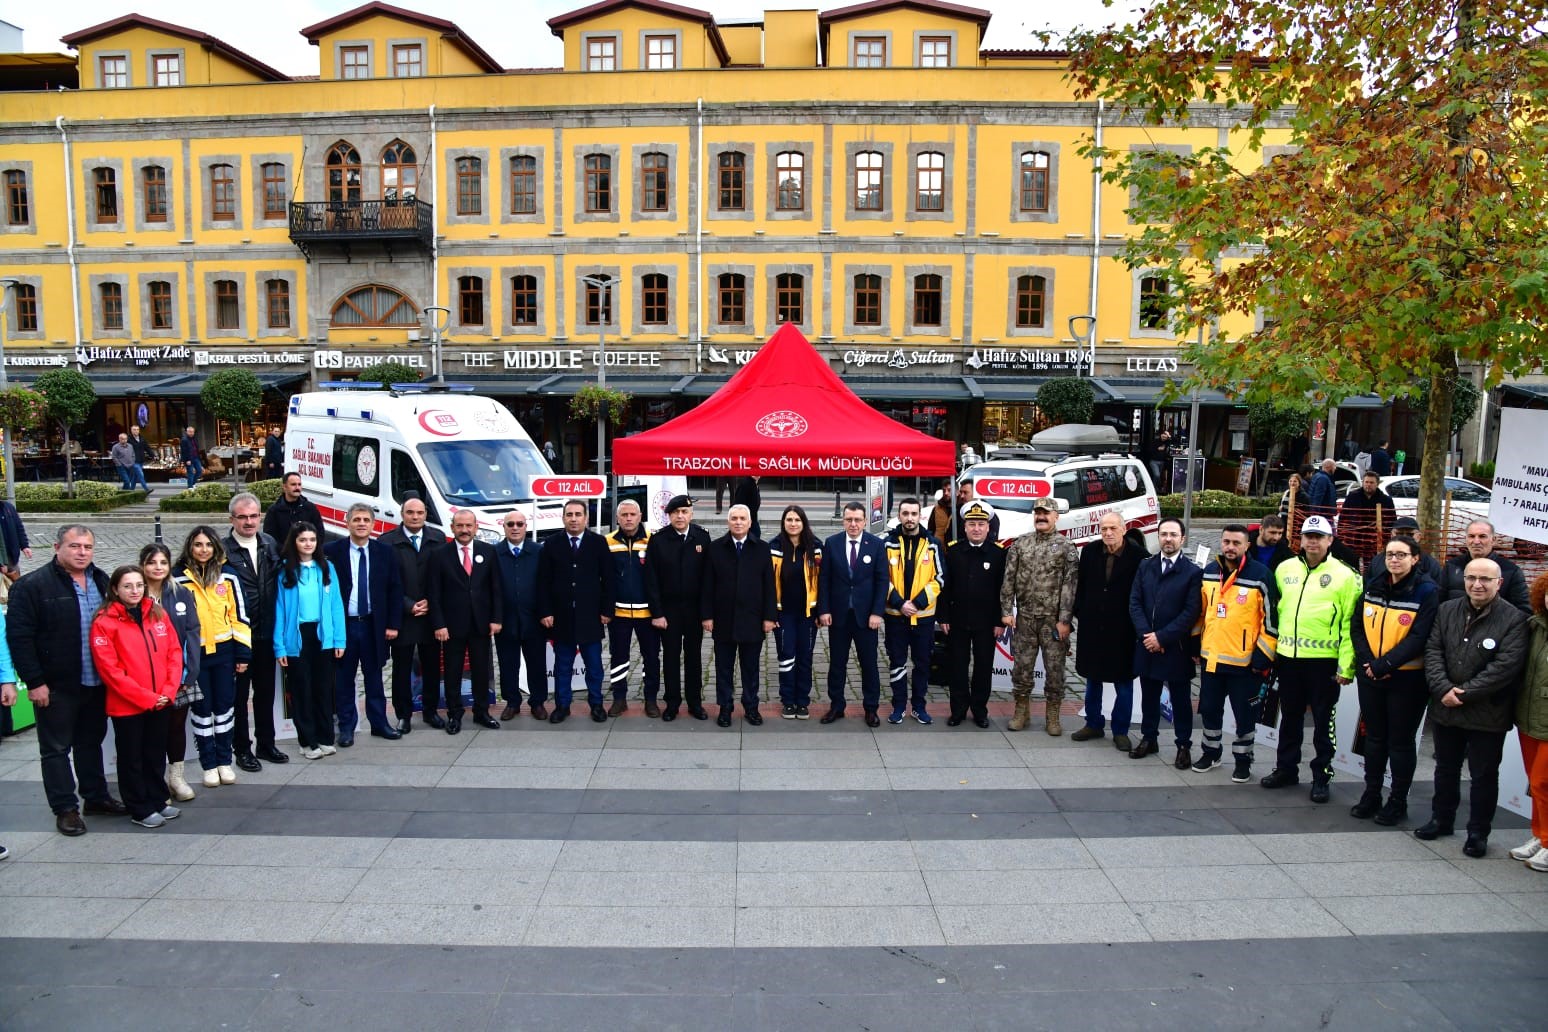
[61,422,74,497]
[1417,363,1455,559]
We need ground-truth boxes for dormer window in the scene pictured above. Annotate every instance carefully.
[586,37,617,71]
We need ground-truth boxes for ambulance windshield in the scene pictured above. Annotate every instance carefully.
[418,438,549,506]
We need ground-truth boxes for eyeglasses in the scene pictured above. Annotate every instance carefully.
[1383,551,1414,559]
[504,521,525,528]
[1463,575,1499,584]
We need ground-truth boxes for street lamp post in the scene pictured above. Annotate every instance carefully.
[1067,315,1097,378]
[0,279,17,505]
[421,305,451,383]
[580,274,612,525]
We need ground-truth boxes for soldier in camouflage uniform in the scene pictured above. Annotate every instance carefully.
[998,496,1080,733]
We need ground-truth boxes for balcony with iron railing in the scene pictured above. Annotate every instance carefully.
[288,197,434,260]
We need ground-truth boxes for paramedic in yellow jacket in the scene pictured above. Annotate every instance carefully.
[1193,524,1278,785]
[172,525,252,790]
[883,497,945,725]
[771,504,821,719]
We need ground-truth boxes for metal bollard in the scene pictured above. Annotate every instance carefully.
[154,514,163,544]
[832,488,842,518]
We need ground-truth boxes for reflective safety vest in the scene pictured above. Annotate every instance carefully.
[1274,554,1362,679]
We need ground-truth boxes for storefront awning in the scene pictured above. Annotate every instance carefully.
[1500,382,1548,402]
[8,373,181,397]
[1097,379,1237,406]
[966,377,1121,404]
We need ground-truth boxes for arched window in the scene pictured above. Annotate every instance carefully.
[775,151,804,211]
[380,140,418,202]
[854,150,884,211]
[914,152,944,212]
[331,284,418,327]
[326,142,362,204]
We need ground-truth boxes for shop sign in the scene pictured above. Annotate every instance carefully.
[963,347,1085,373]
[314,350,429,370]
[842,348,956,370]
[451,350,664,370]
[705,346,758,366]
[4,353,69,368]
[194,350,309,367]
[1125,354,1180,373]
[75,344,192,368]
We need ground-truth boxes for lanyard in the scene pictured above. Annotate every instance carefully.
[1215,560,1240,614]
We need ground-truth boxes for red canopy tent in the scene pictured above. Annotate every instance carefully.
[612,324,956,477]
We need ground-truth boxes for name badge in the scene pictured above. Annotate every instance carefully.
[983,562,991,570]
[1216,603,1227,619]
[475,554,485,564]
[1482,638,1496,650]
[862,555,872,564]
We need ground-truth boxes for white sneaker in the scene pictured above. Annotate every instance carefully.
[1509,836,1543,861]
[159,805,181,820]
[217,765,236,785]
[318,744,338,756]
[132,812,166,828]
[1529,848,1548,873]
[202,768,221,788]
[301,746,323,760]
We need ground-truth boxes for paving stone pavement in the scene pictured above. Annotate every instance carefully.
[1,505,1543,1030]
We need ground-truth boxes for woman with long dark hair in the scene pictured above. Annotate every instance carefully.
[273,522,346,759]
[770,504,820,719]
[140,543,202,802]
[174,526,250,788]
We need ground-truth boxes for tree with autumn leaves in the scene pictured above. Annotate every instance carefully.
[1066,0,1547,541]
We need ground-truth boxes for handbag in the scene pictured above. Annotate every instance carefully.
[173,681,204,708]
[1258,675,1280,728]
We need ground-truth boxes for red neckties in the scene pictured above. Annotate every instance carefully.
[462,545,473,575]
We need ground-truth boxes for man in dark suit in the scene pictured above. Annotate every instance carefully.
[644,493,712,722]
[817,501,889,726]
[325,503,403,745]
[223,491,286,769]
[426,509,504,735]
[262,426,284,480]
[701,505,777,727]
[937,500,1010,727]
[494,508,547,721]
[1128,517,1205,769]
[378,497,446,732]
[537,499,616,724]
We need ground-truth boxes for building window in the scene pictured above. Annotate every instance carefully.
[587,37,616,71]
[455,157,482,216]
[381,141,417,202]
[584,275,613,325]
[392,44,423,78]
[775,272,803,325]
[914,151,944,212]
[213,279,240,330]
[918,36,951,67]
[645,34,676,69]
[584,154,611,213]
[93,168,118,223]
[261,162,286,220]
[1139,275,1170,329]
[717,151,746,211]
[148,280,173,329]
[153,53,181,86]
[210,163,236,221]
[138,165,167,223]
[853,36,886,67]
[913,274,942,326]
[4,170,28,226]
[265,279,291,329]
[1016,275,1046,328]
[1019,151,1051,213]
[12,284,36,332]
[99,56,128,88]
[341,46,369,79]
[717,273,746,324]
[458,276,484,326]
[640,151,669,212]
[509,156,537,214]
[331,284,418,327]
[100,283,125,330]
[853,274,881,326]
[510,275,538,325]
[775,151,804,211]
[641,273,668,325]
[327,142,362,204]
[854,151,884,211]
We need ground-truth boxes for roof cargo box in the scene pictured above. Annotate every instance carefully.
[1029,423,1123,455]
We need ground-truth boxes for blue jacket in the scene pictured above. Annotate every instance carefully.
[273,560,347,657]
[0,606,16,684]
[324,537,403,646]
[494,537,543,641]
[0,501,28,570]
[1307,470,1337,512]
[816,531,888,621]
[1129,553,1204,683]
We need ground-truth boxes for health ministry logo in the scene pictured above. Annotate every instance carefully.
[755,411,808,439]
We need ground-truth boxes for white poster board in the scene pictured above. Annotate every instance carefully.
[1492,407,1548,544]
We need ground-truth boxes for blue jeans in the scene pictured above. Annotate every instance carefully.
[191,643,236,770]
[1082,677,1133,735]
[115,465,134,489]
[1140,675,1193,747]
[185,457,203,489]
[129,464,150,491]
[775,612,816,706]
[553,639,604,709]
[884,614,934,712]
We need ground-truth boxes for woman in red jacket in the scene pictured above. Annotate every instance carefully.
[91,564,184,828]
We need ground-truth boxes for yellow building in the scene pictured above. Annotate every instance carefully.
[0,0,1322,476]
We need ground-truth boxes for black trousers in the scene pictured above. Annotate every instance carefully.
[232,639,277,753]
[34,680,111,815]
[714,639,762,710]
[285,622,336,748]
[111,709,168,820]
[948,625,997,721]
[1274,657,1342,782]
[1431,723,1508,836]
[661,619,705,712]
[496,631,548,707]
[443,631,493,717]
[1356,670,1428,800]
[391,631,441,719]
[608,616,661,702]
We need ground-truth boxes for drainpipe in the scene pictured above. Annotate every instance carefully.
[57,117,84,356]
[428,104,438,316]
[695,97,704,371]
[1086,99,1104,376]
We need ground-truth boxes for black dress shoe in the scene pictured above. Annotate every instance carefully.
[499,704,520,722]
[644,700,661,718]
[744,709,763,726]
[337,734,354,748]
[423,713,447,730]
[256,745,290,763]
[549,707,570,725]
[445,715,462,735]
[56,810,86,836]
[590,704,608,723]
[395,720,413,736]
[864,710,881,728]
[689,706,709,721]
[83,797,127,816]
[1350,792,1382,819]
[1462,834,1488,858]
[819,708,845,724]
[472,713,500,730]
[946,715,964,727]
[974,716,992,728]
[530,703,548,721]
[1414,819,1454,840]
[716,708,733,727]
[370,726,402,740]
[1259,768,1299,789]
[661,708,678,722]
[1128,738,1158,760]
[234,752,263,773]
[608,699,628,718]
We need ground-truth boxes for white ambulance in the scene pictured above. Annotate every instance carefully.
[284,388,566,542]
